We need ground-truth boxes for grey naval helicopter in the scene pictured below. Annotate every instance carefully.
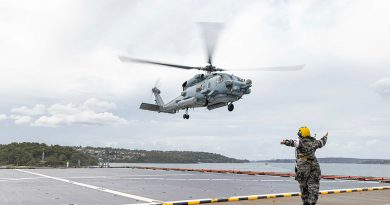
[119,23,303,119]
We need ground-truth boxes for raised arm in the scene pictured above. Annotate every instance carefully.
[281,139,298,147]
[316,132,328,148]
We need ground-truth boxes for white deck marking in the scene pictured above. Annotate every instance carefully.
[260,179,286,182]
[0,177,44,182]
[211,178,234,181]
[15,169,161,203]
[57,174,193,180]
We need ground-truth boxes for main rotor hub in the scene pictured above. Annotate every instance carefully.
[201,64,223,73]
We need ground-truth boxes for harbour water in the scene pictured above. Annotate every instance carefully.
[111,162,390,177]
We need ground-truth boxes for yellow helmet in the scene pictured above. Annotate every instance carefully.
[298,126,311,138]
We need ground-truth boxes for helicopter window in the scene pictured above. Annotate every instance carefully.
[223,74,232,80]
[182,81,187,90]
[232,75,243,82]
[196,84,202,92]
[216,75,223,83]
[196,74,205,80]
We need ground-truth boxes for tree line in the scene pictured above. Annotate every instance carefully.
[0,142,97,167]
[83,147,249,163]
[0,142,249,166]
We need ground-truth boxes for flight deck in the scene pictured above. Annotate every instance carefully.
[1,168,389,205]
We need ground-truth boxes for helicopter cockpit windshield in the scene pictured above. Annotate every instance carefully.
[182,74,206,90]
[231,75,245,82]
[215,73,234,83]
[215,75,223,83]
[222,73,233,80]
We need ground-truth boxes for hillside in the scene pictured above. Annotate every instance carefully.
[79,147,249,163]
[0,142,249,166]
[0,142,97,167]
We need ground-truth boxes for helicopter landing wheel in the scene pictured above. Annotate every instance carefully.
[228,103,234,112]
[183,108,190,119]
[183,114,190,119]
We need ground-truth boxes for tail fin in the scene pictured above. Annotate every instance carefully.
[139,87,164,112]
[140,103,160,112]
[152,87,164,106]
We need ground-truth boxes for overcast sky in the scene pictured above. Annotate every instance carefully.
[1,0,390,160]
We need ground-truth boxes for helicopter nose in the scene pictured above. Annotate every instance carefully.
[246,79,252,86]
[240,80,252,95]
[232,81,246,91]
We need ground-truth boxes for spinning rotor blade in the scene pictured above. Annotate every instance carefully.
[150,78,160,98]
[229,64,305,71]
[154,78,161,88]
[198,22,224,66]
[118,56,198,70]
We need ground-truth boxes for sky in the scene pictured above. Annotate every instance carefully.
[0,0,390,160]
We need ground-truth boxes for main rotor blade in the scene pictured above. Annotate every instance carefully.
[198,22,224,66]
[118,56,198,70]
[228,64,305,71]
[154,78,161,88]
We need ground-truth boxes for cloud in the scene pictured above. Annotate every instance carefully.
[1,0,390,160]
[32,98,127,127]
[33,111,127,127]
[82,98,116,112]
[0,114,7,121]
[11,104,46,116]
[2,98,127,127]
[371,77,390,97]
[10,115,32,125]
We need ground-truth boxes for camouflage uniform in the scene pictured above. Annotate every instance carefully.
[283,136,327,205]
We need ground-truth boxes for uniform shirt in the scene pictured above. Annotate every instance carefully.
[284,136,327,162]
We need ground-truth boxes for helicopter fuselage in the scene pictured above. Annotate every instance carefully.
[140,72,252,117]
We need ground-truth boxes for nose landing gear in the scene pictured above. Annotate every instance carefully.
[228,103,234,112]
[183,114,189,119]
[183,108,190,119]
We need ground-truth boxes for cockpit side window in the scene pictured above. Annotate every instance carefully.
[182,81,187,91]
[216,75,223,83]
[223,74,233,80]
[231,75,243,82]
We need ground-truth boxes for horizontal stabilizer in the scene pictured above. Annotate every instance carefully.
[140,103,160,112]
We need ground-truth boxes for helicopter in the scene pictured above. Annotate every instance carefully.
[119,23,304,119]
